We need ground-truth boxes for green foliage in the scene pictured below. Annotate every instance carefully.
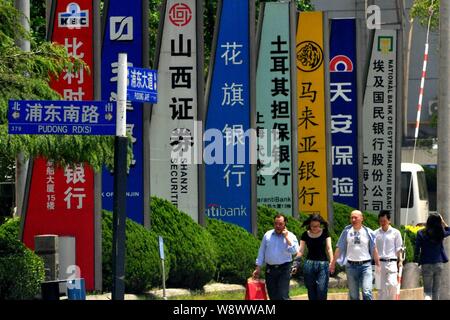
[0,216,20,239]
[149,0,163,68]
[0,233,44,299]
[399,226,416,263]
[257,206,305,240]
[205,217,259,284]
[149,197,218,289]
[101,210,170,293]
[410,0,440,30]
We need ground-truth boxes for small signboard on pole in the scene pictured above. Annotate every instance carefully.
[127,67,157,103]
[8,100,116,135]
[158,235,166,300]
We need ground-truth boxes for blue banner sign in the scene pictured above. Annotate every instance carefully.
[204,0,252,232]
[8,100,115,135]
[329,19,359,208]
[127,66,157,103]
[101,0,144,224]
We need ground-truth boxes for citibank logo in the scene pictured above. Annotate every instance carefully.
[205,204,247,217]
[58,3,89,28]
[330,55,354,72]
[110,16,133,41]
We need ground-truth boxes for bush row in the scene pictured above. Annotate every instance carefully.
[0,198,419,298]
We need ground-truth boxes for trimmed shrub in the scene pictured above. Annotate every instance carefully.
[102,210,170,293]
[149,197,218,289]
[206,217,259,284]
[0,234,45,299]
[0,217,20,240]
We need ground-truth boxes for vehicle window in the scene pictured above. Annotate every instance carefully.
[417,171,429,201]
[401,172,414,208]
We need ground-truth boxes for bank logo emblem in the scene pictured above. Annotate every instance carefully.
[330,55,354,72]
[169,3,192,27]
[58,3,89,28]
[110,16,133,41]
[296,41,323,72]
[377,36,393,54]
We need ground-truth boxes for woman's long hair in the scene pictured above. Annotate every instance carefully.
[302,214,328,232]
[425,214,444,243]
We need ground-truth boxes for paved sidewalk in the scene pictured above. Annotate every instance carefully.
[292,287,424,300]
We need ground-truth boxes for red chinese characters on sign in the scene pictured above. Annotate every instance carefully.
[23,157,95,290]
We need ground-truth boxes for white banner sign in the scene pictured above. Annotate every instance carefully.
[362,29,397,212]
[150,0,199,220]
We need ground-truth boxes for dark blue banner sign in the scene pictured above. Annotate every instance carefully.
[205,0,252,232]
[101,0,144,224]
[329,19,359,208]
[8,100,115,135]
[127,66,157,103]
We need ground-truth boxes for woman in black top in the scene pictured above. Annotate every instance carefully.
[292,214,333,300]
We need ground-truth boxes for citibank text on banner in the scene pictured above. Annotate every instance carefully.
[205,0,253,232]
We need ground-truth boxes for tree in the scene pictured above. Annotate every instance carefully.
[410,0,440,30]
[0,0,116,180]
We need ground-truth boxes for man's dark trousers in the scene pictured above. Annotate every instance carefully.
[265,262,291,300]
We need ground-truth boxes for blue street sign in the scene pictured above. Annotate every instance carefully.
[127,66,157,103]
[8,100,116,135]
[158,236,164,260]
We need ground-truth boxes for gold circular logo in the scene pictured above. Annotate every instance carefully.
[296,41,323,72]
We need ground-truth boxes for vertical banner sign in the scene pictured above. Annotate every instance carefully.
[296,12,330,219]
[329,19,359,208]
[205,0,252,232]
[22,0,95,290]
[23,158,95,288]
[150,0,200,221]
[362,30,397,212]
[102,0,144,224]
[256,2,294,216]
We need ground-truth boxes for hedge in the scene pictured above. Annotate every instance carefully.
[0,234,44,299]
[149,197,218,289]
[101,210,170,293]
[206,217,260,284]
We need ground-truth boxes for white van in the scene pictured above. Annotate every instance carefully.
[400,162,429,226]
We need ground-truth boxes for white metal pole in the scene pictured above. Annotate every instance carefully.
[116,53,128,137]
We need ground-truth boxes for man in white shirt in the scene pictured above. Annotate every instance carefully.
[330,210,380,300]
[374,210,403,300]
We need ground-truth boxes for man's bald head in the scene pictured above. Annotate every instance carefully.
[350,210,363,229]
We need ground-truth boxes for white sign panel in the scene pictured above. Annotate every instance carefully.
[362,29,397,212]
[150,0,199,221]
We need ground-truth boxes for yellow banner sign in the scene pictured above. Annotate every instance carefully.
[296,11,329,220]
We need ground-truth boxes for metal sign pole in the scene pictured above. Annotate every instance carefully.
[111,53,128,300]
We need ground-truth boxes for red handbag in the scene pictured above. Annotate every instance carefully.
[245,278,268,300]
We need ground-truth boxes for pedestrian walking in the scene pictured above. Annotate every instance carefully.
[414,213,450,300]
[291,214,333,300]
[374,210,403,300]
[330,210,380,300]
[253,214,299,300]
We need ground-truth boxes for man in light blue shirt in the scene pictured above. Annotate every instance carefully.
[253,214,299,300]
